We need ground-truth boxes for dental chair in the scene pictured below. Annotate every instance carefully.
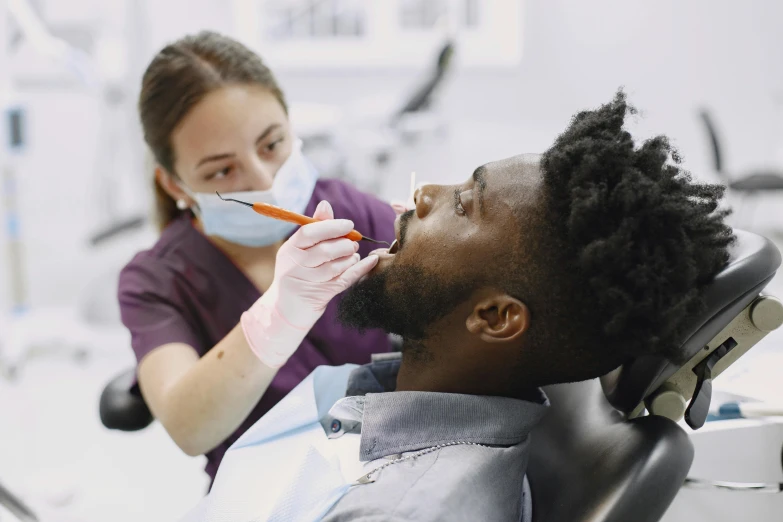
[97,230,783,522]
[527,229,783,522]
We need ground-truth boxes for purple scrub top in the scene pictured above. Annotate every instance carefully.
[117,178,396,483]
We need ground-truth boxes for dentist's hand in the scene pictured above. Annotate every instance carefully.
[271,200,378,327]
[241,201,379,368]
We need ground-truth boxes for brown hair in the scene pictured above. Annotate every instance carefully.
[139,31,288,230]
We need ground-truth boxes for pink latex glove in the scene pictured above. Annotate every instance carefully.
[241,200,379,368]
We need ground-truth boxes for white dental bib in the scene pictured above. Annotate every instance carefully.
[182,364,361,522]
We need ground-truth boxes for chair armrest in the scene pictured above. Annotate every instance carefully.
[99,367,154,431]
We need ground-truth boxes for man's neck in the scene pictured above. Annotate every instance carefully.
[394,349,496,396]
[393,341,533,399]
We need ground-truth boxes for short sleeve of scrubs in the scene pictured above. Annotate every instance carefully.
[118,259,204,363]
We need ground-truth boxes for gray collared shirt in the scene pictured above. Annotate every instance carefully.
[321,353,549,522]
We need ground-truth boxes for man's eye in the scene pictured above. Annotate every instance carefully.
[453,189,466,216]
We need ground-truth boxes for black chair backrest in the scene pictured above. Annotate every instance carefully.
[527,379,693,522]
[601,230,780,414]
[698,109,725,176]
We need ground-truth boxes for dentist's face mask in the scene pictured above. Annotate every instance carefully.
[182,138,318,247]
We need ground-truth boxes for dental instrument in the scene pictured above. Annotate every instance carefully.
[216,193,391,247]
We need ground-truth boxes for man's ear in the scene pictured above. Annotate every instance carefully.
[465,294,530,343]
[155,167,194,208]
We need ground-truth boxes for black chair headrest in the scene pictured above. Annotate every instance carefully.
[601,229,781,415]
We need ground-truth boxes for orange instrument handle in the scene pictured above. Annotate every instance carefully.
[250,201,363,242]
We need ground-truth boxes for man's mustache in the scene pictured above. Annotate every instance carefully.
[398,210,414,249]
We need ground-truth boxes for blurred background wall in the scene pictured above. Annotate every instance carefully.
[6,0,783,310]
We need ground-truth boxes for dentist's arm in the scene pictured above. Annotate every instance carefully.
[136,201,378,457]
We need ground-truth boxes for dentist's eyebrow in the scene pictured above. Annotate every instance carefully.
[197,152,234,167]
[255,123,281,146]
[196,124,282,167]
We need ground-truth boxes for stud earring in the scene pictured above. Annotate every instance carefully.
[176,199,189,210]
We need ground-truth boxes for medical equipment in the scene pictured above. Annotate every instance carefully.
[664,415,783,521]
[7,0,148,246]
[0,79,39,522]
[683,477,783,493]
[0,0,122,381]
[0,481,37,522]
[711,401,783,420]
[390,42,455,129]
[216,192,391,246]
[699,109,783,227]
[3,106,26,316]
[298,39,456,196]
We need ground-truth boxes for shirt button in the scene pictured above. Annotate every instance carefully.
[330,419,342,433]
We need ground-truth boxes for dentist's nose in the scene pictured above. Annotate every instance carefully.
[247,158,276,191]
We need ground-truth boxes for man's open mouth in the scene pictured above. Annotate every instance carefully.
[388,239,400,254]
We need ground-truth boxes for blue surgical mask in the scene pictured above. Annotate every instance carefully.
[185,138,318,247]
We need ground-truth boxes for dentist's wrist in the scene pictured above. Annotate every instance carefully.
[241,285,312,369]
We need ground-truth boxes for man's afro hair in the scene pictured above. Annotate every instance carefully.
[529,91,735,381]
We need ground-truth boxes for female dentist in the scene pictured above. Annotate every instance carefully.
[118,31,398,486]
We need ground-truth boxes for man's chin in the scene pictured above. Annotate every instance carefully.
[339,260,473,341]
[338,269,391,333]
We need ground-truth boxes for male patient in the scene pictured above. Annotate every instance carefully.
[191,92,734,521]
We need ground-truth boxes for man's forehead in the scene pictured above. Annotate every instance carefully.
[481,153,542,192]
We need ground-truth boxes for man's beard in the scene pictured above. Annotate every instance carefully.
[337,262,473,342]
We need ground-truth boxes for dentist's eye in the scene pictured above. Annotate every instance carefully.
[453,189,466,216]
[206,167,232,181]
[265,137,284,153]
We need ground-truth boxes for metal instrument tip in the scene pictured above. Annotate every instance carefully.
[216,192,253,208]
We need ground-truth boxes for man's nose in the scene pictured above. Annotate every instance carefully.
[414,184,441,218]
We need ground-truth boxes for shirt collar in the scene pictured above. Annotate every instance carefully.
[326,353,550,462]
